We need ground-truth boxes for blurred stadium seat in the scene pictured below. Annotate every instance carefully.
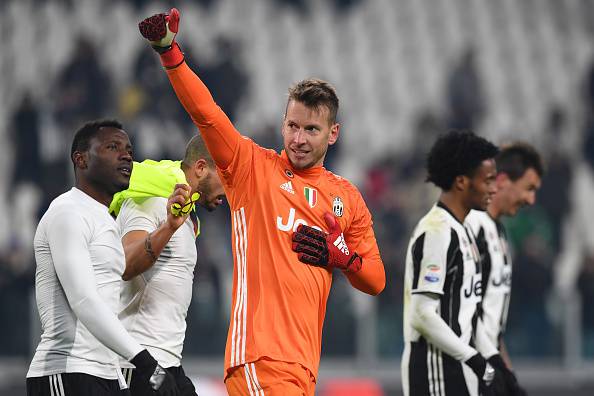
[1,0,594,394]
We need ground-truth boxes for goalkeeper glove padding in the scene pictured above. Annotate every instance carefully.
[138,8,184,68]
[292,212,363,273]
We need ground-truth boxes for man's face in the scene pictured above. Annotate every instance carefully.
[496,168,541,216]
[196,168,226,212]
[85,127,133,195]
[466,159,497,211]
[282,100,339,170]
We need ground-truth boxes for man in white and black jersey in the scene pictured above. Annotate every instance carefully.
[115,135,225,396]
[466,143,543,396]
[27,120,178,396]
[402,131,502,396]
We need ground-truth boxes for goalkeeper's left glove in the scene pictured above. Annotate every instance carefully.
[138,8,184,68]
[292,212,362,273]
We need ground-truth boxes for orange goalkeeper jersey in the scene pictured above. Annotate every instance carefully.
[166,61,385,380]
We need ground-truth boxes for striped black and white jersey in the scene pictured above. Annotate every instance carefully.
[465,210,511,348]
[402,202,484,396]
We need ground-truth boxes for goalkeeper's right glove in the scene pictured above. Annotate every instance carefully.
[138,8,184,68]
[131,349,179,396]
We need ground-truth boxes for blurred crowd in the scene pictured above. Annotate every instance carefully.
[1,0,594,366]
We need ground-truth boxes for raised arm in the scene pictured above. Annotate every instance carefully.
[139,8,240,170]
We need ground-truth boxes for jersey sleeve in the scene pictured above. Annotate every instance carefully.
[410,226,451,295]
[217,136,273,191]
[410,293,477,361]
[474,317,499,358]
[166,62,274,192]
[165,61,240,171]
[117,197,165,236]
[343,189,385,295]
[47,210,143,360]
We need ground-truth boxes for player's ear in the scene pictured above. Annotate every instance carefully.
[496,173,510,189]
[328,123,340,146]
[454,175,468,192]
[72,151,88,170]
[193,158,208,179]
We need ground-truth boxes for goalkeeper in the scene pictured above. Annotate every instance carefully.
[138,8,385,395]
[112,135,225,396]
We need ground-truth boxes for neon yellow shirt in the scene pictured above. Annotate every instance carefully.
[110,161,198,234]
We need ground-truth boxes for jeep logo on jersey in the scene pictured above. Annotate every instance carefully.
[277,208,323,232]
[492,267,512,287]
[304,187,317,208]
[332,196,344,217]
[463,274,482,298]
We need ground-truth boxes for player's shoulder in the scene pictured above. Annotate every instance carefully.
[243,136,279,161]
[39,190,94,232]
[120,196,166,213]
[465,209,492,231]
[323,169,361,196]
[465,209,490,223]
[417,205,454,235]
[44,189,85,218]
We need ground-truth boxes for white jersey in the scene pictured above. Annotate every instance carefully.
[465,210,511,348]
[117,197,198,368]
[402,202,483,396]
[28,188,142,380]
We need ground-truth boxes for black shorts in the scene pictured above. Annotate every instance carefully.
[122,365,197,396]
[27,373,129,396]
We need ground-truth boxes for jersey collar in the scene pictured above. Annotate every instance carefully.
[72,187,110,212]
[436,201,465,226]
[280,150,326,185]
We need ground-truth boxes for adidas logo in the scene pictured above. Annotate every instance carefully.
[280,181,295,194]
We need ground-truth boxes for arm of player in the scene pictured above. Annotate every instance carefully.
[48,213,143,360]
[342,232,385,296]
[474,316,499,359]
[411,293,478,361]
[49,212,180,394]
[138,9,239,170]
[342,196,385,295]
[121,184,191,280]
[292,212,385,295]
[411,293,496,386]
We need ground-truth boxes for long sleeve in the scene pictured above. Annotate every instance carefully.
[343,189,385,295]
[410,293,477,362]
[344,228,385,295]
[166,61,240,170]
[474,317,499,359]
[48,214,143,361]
